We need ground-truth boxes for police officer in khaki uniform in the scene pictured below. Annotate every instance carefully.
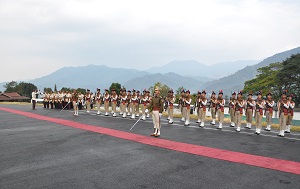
[66,91,72,110]
[95,88,102,115]
[103,89,110,116]
[229,92,236,127]
[145,86,164,137]
[167,89,175,124]
[111,88,118,117]
[199,90,207,127]
[140,89,149,120]
[216,90,225,129]
[131,90,139,119]
[277,91,290,137]
[245,92,255,129]
[126,90,132,117]
[210,91,217,125]
[264,92,274,131]
[184,90,192,126]
[285,94,295,133]
[49,91,54,109]
[235,91,245,132]
[146,90,151,118]
[72,90,79,116]
[120,89,128,118]
[85,89,92,113]
[196,91,201,123]
[179,90,187,122]
[78,92,84,110]
[254,91,264,135]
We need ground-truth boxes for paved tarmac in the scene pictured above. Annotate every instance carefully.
[1,104,300,189]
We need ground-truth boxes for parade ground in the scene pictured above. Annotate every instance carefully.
[1,104,300,189]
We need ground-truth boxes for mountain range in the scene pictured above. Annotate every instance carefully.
[1,46,299,95]
[203,46,300,95]
[146,60,259,78]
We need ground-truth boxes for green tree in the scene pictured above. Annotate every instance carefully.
[60,87,72,92]
[43,87,53,93]
[54,84,57,92]
[243,62,282,100]
[76,88,87,94]
[175,86,184,96]
[149,82,170,97]
[4,81,18,93]
[15,82,37,97]
[109,82,122,94]
[277,54,300,105]
[4,81,37,97]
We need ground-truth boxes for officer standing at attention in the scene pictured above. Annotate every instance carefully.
[245,92,255,129]
[229,92,236,127]
[285,94,295,134]
[216,90,225,129]
[145,86,164,137]
[31,90,38,110]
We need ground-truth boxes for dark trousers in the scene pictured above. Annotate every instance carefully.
[32,100,36,110]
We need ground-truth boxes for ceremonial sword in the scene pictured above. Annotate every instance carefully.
[129,114,144,130]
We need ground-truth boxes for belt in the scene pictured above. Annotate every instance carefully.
[153,108,160,111]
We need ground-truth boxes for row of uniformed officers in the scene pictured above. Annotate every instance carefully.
[190,89,295,137]
[40,88,295,137]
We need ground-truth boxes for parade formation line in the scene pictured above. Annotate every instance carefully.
[1,106,300,176]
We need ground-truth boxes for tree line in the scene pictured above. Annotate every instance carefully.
[243,53,300,106]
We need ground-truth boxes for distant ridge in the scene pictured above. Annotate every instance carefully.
[203,46,300,95]
[124,72,203,93]
[146,60,259,78]
[29,65,150,91]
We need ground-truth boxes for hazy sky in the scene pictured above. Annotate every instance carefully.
[1,0,300,82]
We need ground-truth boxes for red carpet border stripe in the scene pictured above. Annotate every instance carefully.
[1,107,300,175]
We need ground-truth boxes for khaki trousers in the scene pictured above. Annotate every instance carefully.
[152,110,160,129]
[235,111,242,127]
[197,108,201,120]
[211,108,216,119]
[186,107,190,122]
[246,109,253,123]
[168,106,174,120]
[265,111,272,125]
[112,102,117,113]
[199,108,206,122]
[131,103,139,115]
[141,104,146,114]
[127,103,132,114]
[104,101,109,112]
[96,101,101,111]
[230,108,235,122]
[279,112,287,131]
[182,107,187,119]
[255,112,262,130]
[217,109,224,123]
[73,101,78,112]
[287,113,293,125]
[120,103,127,114]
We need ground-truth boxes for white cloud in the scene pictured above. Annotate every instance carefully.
[0,0,300,82]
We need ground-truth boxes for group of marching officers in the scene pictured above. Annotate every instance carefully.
[40,88,295,138]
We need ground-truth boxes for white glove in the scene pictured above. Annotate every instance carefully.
[159,113,162,117]
[145,109,149,113]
